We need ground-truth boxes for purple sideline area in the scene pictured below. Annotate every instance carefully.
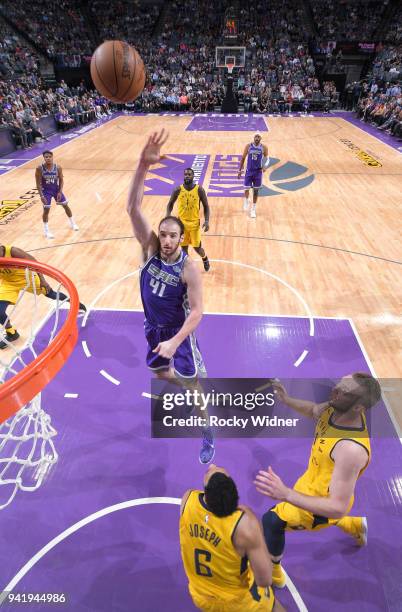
[0,111,399,178]
[0,311,401,611]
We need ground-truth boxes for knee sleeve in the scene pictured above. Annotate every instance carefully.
[262,509,287,557]
[46,289,68,301]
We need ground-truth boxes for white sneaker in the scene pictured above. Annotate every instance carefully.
[250,206,256,218]
[71,224,79,231]
[45,230,54,239]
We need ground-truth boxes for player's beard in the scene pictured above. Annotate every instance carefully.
[184,177,193,186]
[160,239,181,260]
[329,396,358,414]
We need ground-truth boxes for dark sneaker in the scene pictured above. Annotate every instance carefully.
[0,330,20,350]
[203,258,210,272]
[78,302,87,314]
[199,427,215,464]
[199,439,215,464]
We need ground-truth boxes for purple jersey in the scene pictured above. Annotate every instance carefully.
[41,163,60,195]
[246,143,263,171]
[140,250,189,327]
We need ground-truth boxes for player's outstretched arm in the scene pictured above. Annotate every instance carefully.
[272,380,327,420]
[255,442,368,518]
[262,145,270,172]
[166,187,180,216]
[198,186,210,231]
[57,166,64,201]
[233,508,272,587]
[35,166,46,207]
[127,130,168,258]
[237,144,249,178]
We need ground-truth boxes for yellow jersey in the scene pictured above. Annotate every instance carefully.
[177,184,200,229]
[0,245,25,281]
[180,490,253,601]
[295,406,370,512]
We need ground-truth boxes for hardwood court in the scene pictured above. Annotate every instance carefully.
[1,113,401,425]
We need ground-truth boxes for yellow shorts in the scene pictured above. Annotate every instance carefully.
[191,586,274,612]
[0,274,45,305]
[182,225,201,248]
[273,501,339,531]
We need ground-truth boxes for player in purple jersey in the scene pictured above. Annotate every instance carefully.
[35,150,79,239]
[127,129,214,464]
[237,133,269,219]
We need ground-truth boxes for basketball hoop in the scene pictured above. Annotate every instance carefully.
[0,258,79,509]
[226,63,234,75]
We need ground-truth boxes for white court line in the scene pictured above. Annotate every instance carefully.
[294,350,309,368]
[64,393,78,399]
[99,370,120,386]
[348,318,402,443]
[283,569,309,612]
[0,498,181,606]
[95,192,102,202]
[209,260,314,338]
[0,496,308,612]
[142,392,160,400]
[81,260,314,370]
[85,307,348,321]
[81,340,91,358]
[81,270,139,328]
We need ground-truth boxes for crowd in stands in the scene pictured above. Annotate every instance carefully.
[355,45,402,139]
[130,0,339,113]
[0,72,112,148]
[0,0,401,147]
[1,0,94,67]
[387,5,402,43]
[90,0,161,43]
[309,0,387,42]
[0,21,40,78]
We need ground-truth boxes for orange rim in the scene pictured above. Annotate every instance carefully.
[0,258,79,423]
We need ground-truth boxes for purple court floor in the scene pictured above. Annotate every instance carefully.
[0,311,401,611]
[186,114,268,132]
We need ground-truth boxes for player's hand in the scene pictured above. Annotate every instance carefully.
[271,380,288,403]
[140,129,169,166]
[237,170,242,178]
[153,338,178,360]
[56,191,62,202]
[39,278,52,295]
[254,466,290,501]
[40,195,47,206]
[202,221,209,232]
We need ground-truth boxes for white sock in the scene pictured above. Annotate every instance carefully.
[44,222,49,232]
[68,217,75,228]
[243,198,249,207]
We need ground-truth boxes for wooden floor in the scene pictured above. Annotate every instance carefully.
[1,114,401,425]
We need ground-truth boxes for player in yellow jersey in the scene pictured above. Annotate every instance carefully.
[180,464,285,611]
[254,373,381,588]
[166,168,211,271]
[0,244,86,349]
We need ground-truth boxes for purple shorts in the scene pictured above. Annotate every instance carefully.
[42,191,68,207]
[145,322,206,378]
[244,169,262,189]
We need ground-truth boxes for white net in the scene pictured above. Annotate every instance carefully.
[0,394,58,509]
[0,264,70,510]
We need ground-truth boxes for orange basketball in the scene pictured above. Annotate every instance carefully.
[90,40,145,103]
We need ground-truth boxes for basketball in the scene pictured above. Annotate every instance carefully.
[90,40,145,103]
